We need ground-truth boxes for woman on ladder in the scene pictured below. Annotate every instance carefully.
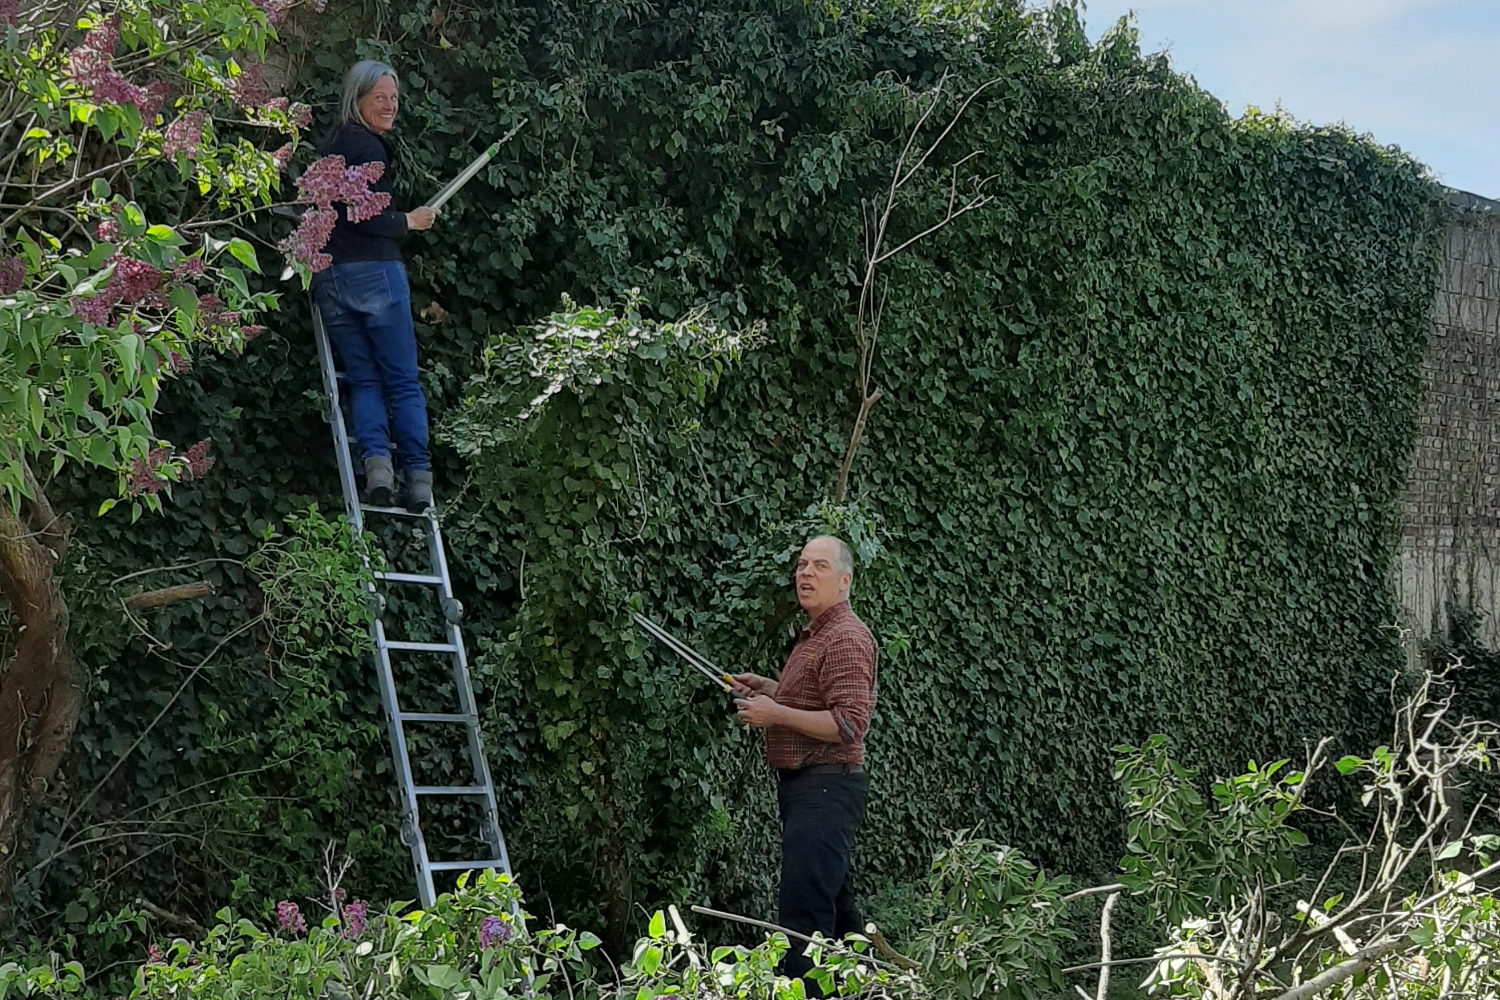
[313,60,438,512]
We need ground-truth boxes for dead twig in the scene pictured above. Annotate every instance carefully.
[689,905,900,972]
[122,581,213,611]
[833,72,1003,501]
[134,896,206,938]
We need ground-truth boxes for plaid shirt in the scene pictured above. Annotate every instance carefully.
[764,600,877,769]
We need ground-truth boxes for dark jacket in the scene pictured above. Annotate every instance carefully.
[318,124,408,263]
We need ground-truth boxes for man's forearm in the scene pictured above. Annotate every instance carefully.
[773,704,841,743]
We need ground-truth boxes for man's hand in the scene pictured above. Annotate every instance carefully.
[735,694,783,729]
[730,672,776,699]
[406,206,438,230]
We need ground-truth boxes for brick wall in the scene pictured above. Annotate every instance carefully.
[1399,198,1500,647]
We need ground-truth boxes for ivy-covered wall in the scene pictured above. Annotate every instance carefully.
[15,0,1443,953]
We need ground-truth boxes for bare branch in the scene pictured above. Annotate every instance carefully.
[1095,892,1120,1000]
[122,580,214,611]
[1269,937,1404,1000]
[689,904,900,971]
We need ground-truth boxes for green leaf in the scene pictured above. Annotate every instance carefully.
[648,910,665,938]
[146,224,185,246]
[226,237,262,273]
[115,333,141,376]
[222,265,250,300]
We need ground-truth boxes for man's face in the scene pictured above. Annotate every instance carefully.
[795,538,849,619]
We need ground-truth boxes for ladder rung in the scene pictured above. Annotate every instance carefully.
[399,712,475,724]
[374,571,444,585]
[360,503,433,519]
[427,860,504,872]
[382,640,460,654]
[414,785,488,796]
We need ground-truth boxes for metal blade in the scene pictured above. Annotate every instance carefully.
[632,613,733,692]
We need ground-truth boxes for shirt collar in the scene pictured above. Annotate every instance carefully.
[801,599,851,639]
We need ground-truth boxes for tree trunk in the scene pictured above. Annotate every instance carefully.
[0,469,80,919]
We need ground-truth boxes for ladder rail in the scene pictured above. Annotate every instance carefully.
[312,306,365,534]
[427,521,516,877]
[311,300,514,910]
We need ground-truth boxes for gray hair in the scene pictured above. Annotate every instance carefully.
[340,60,398,129]
[810,535,855,583]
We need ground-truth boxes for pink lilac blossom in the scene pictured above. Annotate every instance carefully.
[163,110,206,160]
[295,156,390,221]
[67,29,135,106]
[0,0,17,27]
[71,293,116,326]
[145,944,164,964]
[290,103,312,128]
[125,442,210,496]
[95,219,119,242]
[270,142,294,170]
[126,447,170,497]
[66,18,167,118]
[168,256,205,284]
[0,257,24,294]
[276,207,336,272]
[248,0,291,24]
[106,255,163,305]
[196,293,243,331]
[275,901,306,934]
[279,157,393,271]
[239,324,267,342]
[183,439,213,478]
[294,155,350,207]
[341,900,368,939]
[342,161,391,223]
[136,80,174,123]
[264,97,289,114]
[227,64,270,110]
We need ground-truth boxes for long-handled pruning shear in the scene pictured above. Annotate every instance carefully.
[632,613,737,694]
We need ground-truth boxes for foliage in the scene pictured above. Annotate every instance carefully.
[905,839,1073,1000]
[10,0,1447,964]
[9,693,1500,1000]
[435,0,1440,944]
[1114,736,1309,923]
[245,503,379,665]
[0,0,313,511]
[199,506,383,870]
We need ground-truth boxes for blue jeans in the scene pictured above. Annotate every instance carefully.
[313,260,429,472]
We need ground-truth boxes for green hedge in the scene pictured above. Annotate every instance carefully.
[21,0,1442,957]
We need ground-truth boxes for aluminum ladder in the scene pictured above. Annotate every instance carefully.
[311,302,514,908]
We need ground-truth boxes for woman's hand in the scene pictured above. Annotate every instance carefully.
[406,206,438,231]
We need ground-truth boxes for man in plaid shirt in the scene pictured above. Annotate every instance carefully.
[732,535,877,989]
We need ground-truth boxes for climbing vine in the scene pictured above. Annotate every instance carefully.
[10,0,1446,965]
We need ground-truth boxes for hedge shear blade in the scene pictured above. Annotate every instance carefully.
[632,613,735,693]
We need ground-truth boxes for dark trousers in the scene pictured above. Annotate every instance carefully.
[776,770,868,986]
[313,260,430,472]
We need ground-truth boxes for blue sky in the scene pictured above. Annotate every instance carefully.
[1079,0,1500,198]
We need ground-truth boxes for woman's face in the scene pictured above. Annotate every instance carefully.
[358,75,399,134]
